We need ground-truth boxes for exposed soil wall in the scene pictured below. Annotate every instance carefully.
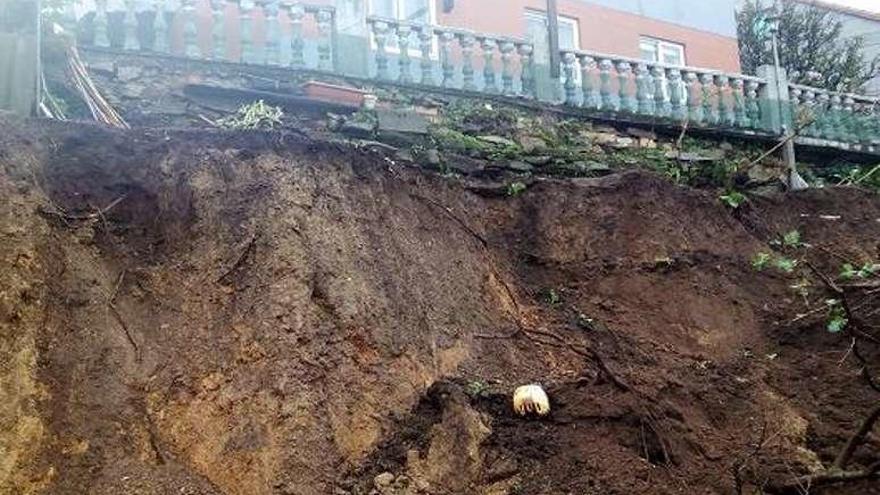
[0,116,878,494]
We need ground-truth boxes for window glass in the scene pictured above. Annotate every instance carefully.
[558,20,576,50]
[402,0,430,22]
[662,45,683,65]
[639,37,685,66]
[639,40,658,62]
[372,0,394,18]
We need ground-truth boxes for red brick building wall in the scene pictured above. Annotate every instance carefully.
[437,0,741,73]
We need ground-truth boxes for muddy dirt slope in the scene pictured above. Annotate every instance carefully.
[1,117,879,495]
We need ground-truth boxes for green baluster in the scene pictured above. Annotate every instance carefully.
[699,73,714,125]
[480,37,497,93]
[685,71,701,124]
[616,61,632,113]
[95,0,110,48]
[745,80,761,129]
[599,58,614,111]
[397,24,412,83]
[183,0,199,58]
[652,66,668,118]
[500,41,516,96]
[373,21,390,79]
[636,64,652,115]
[669,69,685,121]
[264,2,281,65]
[579,54,597,109]
[152,0,168,53]
[562,52,578,105]
[717,76,735,126]
[288,3,305,67]
[316,9,332,71]
[419,27,435,86]
[731,78,747,127]
[123,0,139,50]
[211,0,226,61]
[239,1,254,63]
[517,43,534,97]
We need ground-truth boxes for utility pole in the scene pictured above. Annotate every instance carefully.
[767,2,806,190]
[547,0,560,78]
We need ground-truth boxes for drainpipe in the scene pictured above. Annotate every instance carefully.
[547,0,560,79]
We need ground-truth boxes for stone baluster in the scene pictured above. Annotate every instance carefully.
[635,64,652,115]
[239,1,254,63]
[816,92,831,138]
[183,0,199,58]
[288,4,305,67]
[562,52,578,106]
[731,78,747,128]
[481,38,498,93]
[316,9,333,71]
[746,80,761,128]
[669,69,685,121]
[440,31,456,88]
[717,75,734,126]
[652,66,668,118]
[95,0,110,48]
[788,87,802,132]
[418,26,435,86]
[123,0,139,50]
[599,58,614,111]
[685,71,700,124]
[152,0,169,53]
[373,21,390,79]
[578,54,597,109]
[460,34,477,91]
[699,73,714,125]
[801,90,818,137]
[211,0,226,61]
[842,96,856,143]
[500,41,516,96]
[616,61,632,112]
[396,24,413,83]
[251,1,268,64]
[830,94,843,141]
[517,43,534,97]
[264,2,281,65]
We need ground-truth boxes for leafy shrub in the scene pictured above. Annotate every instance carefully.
[217,100,283,130]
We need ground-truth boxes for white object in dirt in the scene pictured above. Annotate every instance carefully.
[513,384,550,417]
[788,169,810,191]
[363,94,378,110]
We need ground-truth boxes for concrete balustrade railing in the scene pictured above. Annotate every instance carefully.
[71,0,336,70]
[788,84,880,152]
[366,16,535,98]
[57,3,880,155]
[560,49,768,132]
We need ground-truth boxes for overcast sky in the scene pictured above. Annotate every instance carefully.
[821,0,880,13]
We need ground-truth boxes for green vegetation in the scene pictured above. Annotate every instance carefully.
[217,100,283,130]
[720,191,747,209]
[506,182,527,197]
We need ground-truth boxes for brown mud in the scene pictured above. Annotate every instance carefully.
[0,117,878,494]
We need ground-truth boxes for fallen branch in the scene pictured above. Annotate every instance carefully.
[768,460,880,494]
[216,233,258,283]
[106,270,140,361]
[833,403,880,470]
[40,194,127,222]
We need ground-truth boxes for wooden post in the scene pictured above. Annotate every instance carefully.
[546,0,560,79]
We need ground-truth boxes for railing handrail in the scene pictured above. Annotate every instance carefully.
[788,82,879,104]
[562,47,767,84]
[365,15,532,47]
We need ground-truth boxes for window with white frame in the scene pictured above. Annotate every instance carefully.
[639,37,685,66]
[369,0,436,57]
[524,10,581,83]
